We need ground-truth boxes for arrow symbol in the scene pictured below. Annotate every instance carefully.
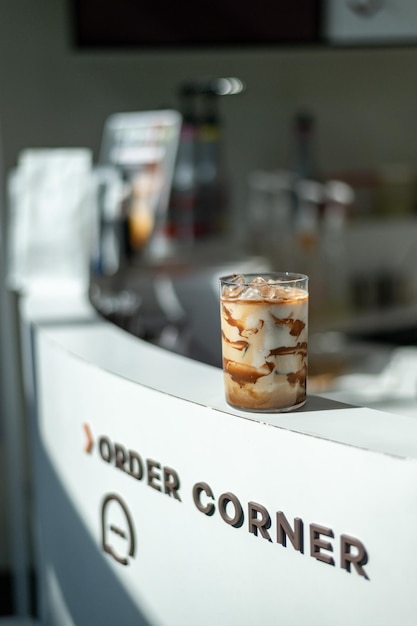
[83,423,94,454]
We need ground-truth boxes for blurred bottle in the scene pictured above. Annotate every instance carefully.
[166,86,198,241]
[321,180,354,319]
[289,111,320,232]
[290,111,318,181]
[286,113,322,322]
[293,179,323,323]
[195,90,229,238]
[167,77,242,242]
[289,112,321,257]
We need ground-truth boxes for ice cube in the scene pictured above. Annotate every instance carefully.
[223,274,246,298]
[248,276,271,299]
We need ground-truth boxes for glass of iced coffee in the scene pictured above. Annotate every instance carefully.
[219,273,308,412]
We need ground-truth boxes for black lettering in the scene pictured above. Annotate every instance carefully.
[310,524,335,566]
[147,459,162,491]
[219,492,244,528]
[277,512,304,553]
[163,467,181,501]
[340,534,369,580]
[99,436,113,463]
[193,482,215,516]
[128,451,144,480]
[114,444,127,472]
[248,502,272,541]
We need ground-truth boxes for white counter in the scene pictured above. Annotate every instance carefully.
[22,289,417,459]
[20,288,417,626]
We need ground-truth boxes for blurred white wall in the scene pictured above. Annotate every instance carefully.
[0,0,417,223]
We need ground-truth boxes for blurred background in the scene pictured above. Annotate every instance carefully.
[0,1,417,223]
[2,0,417,618]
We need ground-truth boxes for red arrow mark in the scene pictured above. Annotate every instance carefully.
[83,423,94,454]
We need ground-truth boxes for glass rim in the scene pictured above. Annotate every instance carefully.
[219,272,308,286]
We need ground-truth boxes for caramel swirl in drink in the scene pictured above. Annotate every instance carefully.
[219,273,309,412]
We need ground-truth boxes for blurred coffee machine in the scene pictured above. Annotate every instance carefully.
[93,109,182,273]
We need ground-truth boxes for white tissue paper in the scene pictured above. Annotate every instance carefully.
[7,148,94,295]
